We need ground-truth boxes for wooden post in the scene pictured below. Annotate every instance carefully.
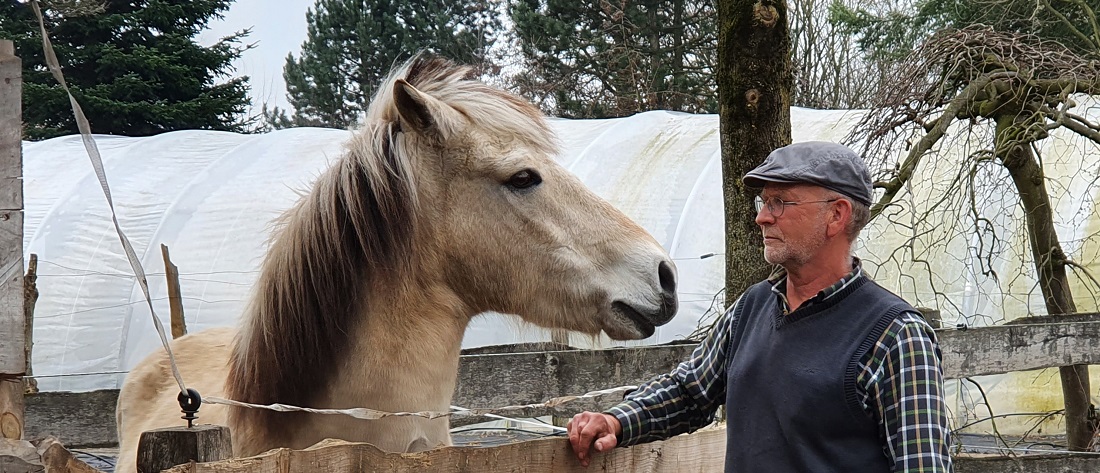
[549,329,570,427]
[161,244,186,338]
[23,254,36,394]
[916,306,942,329]
[137,425,231,473]
[0,39,26,441]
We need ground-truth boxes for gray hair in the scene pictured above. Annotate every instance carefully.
[823,190,870,242]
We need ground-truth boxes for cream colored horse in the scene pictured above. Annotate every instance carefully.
[114,55,678,472]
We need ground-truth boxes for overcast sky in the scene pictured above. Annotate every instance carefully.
[197,0,316,115]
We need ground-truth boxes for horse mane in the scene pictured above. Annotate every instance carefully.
[224,54,555,432]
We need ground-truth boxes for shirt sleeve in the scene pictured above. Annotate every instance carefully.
[866,313,953,472]
[605,296,742,446]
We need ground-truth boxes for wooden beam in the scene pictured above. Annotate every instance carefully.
[940,316,1100,379]
[138,425,232,473]
[160,425,1100,473]
[161,244,186,338]
[166,428,727,473]
[0,41,20,185]
[955,453,1100,472]
[452,342,693,416]
[25,390,119,448]
[0,38,25,442]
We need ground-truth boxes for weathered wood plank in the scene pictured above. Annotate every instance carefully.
[22,254,37,394]
[25,390,119,448]
[0,39,24,443]
[955,453,1100,472]
[162,245,187,338]
[0,40,21,181]
[453,342,693,412]
[166,428,727,473]
[35,436,103,473]
[0,218,25,439]
[0,177,21,211]
[0,438,41,473]
[139,425,232,473]
[160,425,1100,473]
[1,437,103,473]
[940,320,1100,379]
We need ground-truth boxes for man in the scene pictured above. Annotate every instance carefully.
[567,141,952,472]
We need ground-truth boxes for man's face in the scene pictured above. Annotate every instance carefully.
[754,183,833,268]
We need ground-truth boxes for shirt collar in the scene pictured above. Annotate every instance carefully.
[770,257,863,313]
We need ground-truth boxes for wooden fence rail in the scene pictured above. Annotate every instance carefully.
[24,313,1100,448]
[161,426,1100,473]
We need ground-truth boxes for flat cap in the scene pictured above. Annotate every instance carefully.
[742,141,873,206]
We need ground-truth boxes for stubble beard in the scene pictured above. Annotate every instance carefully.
[763,228,828,269]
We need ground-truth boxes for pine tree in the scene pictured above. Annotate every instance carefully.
[0,0,253,140]
[270,0,502,129]
[510,0,717,119]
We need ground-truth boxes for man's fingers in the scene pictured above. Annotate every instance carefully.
[578,415,611,458]
[568,412,618,467]
[569,414,592,460]
[595,432,618,452]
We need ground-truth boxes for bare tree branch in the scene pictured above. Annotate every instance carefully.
[1033,104,1100,145]
[865,72,1007,220]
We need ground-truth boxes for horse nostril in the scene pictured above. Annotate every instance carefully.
[658,260,676,296]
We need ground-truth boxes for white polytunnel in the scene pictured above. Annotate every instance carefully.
[22,102,1100,436]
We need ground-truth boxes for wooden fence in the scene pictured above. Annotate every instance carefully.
[20,314,1100,471]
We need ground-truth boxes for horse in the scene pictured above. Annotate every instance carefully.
[113,54,678,472]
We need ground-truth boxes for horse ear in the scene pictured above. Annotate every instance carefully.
[393,79,460,140]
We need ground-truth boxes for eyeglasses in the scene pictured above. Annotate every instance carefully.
[754,195,839,217]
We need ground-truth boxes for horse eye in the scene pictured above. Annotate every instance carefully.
[505,169,542,190]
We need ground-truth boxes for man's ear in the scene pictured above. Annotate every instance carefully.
[393,79,463,140]
[826,198,852,238]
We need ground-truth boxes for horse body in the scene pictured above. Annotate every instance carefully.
[115,55,678,472]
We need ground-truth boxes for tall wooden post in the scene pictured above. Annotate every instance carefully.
[0,39,27,441]
[23,254,37,394]
[161,244,186,338]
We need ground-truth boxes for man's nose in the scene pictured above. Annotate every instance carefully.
[755,206,774,226]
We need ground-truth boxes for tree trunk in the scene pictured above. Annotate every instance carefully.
[996,116,1098,451]
[717,0,792,300]
[670,0,685,111]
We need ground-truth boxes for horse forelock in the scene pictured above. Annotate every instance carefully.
[368,54,559,156]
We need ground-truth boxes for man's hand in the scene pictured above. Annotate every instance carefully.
[567,411,622,467]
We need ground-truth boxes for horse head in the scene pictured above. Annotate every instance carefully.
[372,56,679,340]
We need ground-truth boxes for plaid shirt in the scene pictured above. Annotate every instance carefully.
[607,261,953,472]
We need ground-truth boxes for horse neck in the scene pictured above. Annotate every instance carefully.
[319,280,473,412]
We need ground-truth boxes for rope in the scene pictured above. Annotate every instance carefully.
[30,0,187,395]
[203,385,636,422]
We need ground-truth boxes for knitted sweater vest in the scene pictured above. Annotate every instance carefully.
[724,276,912,472]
